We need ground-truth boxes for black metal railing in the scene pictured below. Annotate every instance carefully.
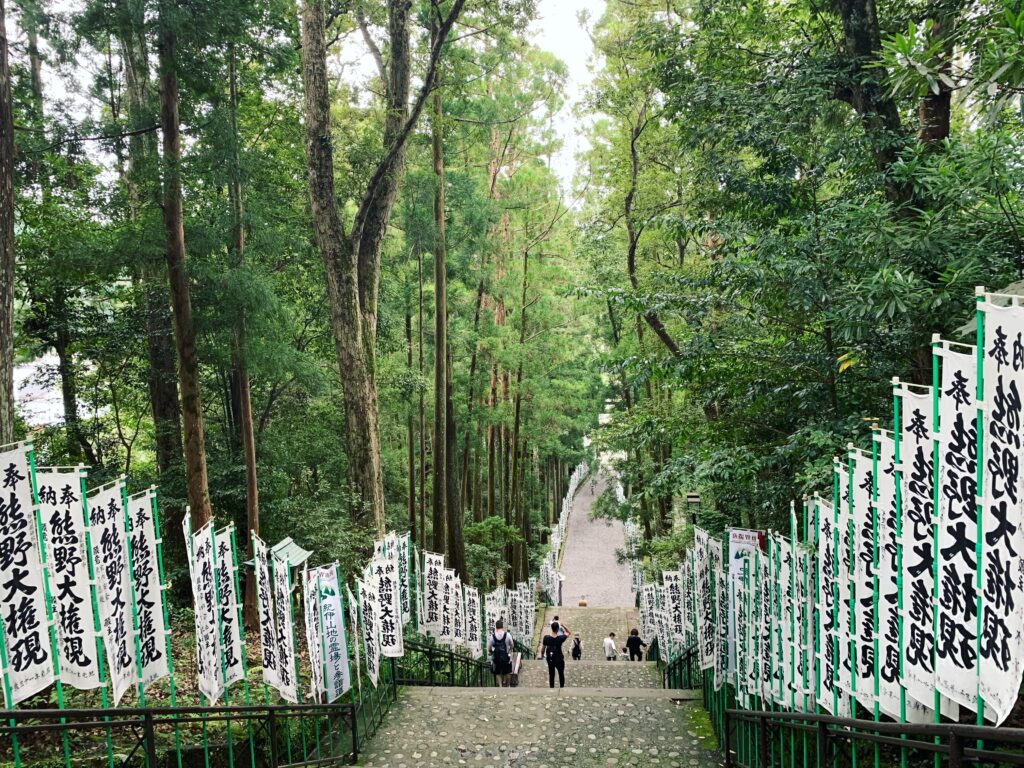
[392,640,494,688]
[663,643,703,690]
[719,706,1024,768]
[0,659,403,768]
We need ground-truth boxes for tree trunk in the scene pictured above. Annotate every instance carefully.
[430,48,448,555]
[0,0,14,446]
[445,348,465,579]
[418,249,426,551]
[158,3,213,530]
[299,0,385,533]
[406,310,416,542]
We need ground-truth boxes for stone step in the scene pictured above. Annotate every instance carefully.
[357,686,723,768]
[517,659,662,689]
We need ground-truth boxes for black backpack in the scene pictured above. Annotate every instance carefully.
[491,633,509,667]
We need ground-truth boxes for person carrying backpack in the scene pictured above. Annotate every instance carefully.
[571,633,583,661]
[488,620,514,686]
[542,621,571,688]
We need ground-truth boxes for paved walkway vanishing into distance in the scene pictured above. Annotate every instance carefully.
[357,470,724,767]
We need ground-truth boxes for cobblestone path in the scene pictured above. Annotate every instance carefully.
[517,660,661,688]
[560,475,634,608]
[356,687,723,768]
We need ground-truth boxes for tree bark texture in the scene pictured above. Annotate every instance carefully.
[0,0,14,445]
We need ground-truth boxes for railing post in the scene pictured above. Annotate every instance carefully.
[757,715,769,768]
[816,719,829,768]
[723,708,733,768]
[349,707,359,765]
[948,731,963,768]
[268,709,279,768]
[143,711,158,768]
[429,648,435,686]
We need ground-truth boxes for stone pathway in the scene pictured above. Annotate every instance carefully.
[356,687,723,767]
[559,475,634,608]
[518,660,661,689]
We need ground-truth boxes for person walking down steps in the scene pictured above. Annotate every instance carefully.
[571,633,582,661]
[603,631,617,661]
[543,621,570,688]
[488,620,514,687]
[625,628,647,661]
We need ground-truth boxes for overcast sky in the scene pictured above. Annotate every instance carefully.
[532,0,606,189]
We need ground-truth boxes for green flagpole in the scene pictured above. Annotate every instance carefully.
[28,446,71,768]
[78,468,115,768]
[831,462,840,734]
[846,449,857,768]
[973,289,986,738]
[227,526,256,768]
[930,336,942,768]
[208,524,236,768]
[183,513,212,768]
[891,381,908,768]
[871,431,881,768]
[120,481,149,718]
[149,489,182,768]
[788,506,796,768]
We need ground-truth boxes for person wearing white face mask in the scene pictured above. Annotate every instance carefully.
[487,619,515,687]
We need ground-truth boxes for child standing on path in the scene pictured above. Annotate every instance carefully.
[543,621,571,688]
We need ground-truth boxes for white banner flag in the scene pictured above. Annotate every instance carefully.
[346,584,362,693]
[373,556,404,658]
[423,552,443,636]
[318,566,350,702]
[127,489,170,691]
[465,586,481,658]
[37,467,99,691]
[211,526,243,690]
[850,451,876,710]
[303,568,324,700]
[835,461,853,699]
[934,343,979,711]
[253,535,279,689]
[662,571,684,640]
[188,519,224,705]
[440,568,455,644]
[398,534,411,625]
[358,578,380,688]
[1,446,56,705]
[979,300,1024,724]
[272,554,298,703]
[88,479,136,706]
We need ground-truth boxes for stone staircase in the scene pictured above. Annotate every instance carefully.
[517,659,662,689]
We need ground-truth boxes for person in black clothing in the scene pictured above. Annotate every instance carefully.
[542,621,571,688]
[625,628,647,661]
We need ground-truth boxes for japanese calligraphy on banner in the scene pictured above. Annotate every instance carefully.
[1,445,56,705]
[346,584,362,693]
[979,299,1024,724]
[186,518,223,705]
[834,461,853,699]
[398,534,411,625]
[318,566,350,702]
[850,450,875,711]
[874,434,932,723]
[214,527,243,689]
[714,567,727,692]
[358,577,380,688]
[272,554,298,703]
[303,568,324,700]
[728,529,760,678]
[374,557,404,657]
[423,552,443,635]
[934,343,979,710]
[896,381,940,711]
[89,479,136,706]
[37,467,99,691]
[465,586,481,658]
[253,535,279,689]
[694,528,714,669]
[127,488,169,691]
[662,571,684,640]
[452,576,465,647]
[440,568,455,643]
